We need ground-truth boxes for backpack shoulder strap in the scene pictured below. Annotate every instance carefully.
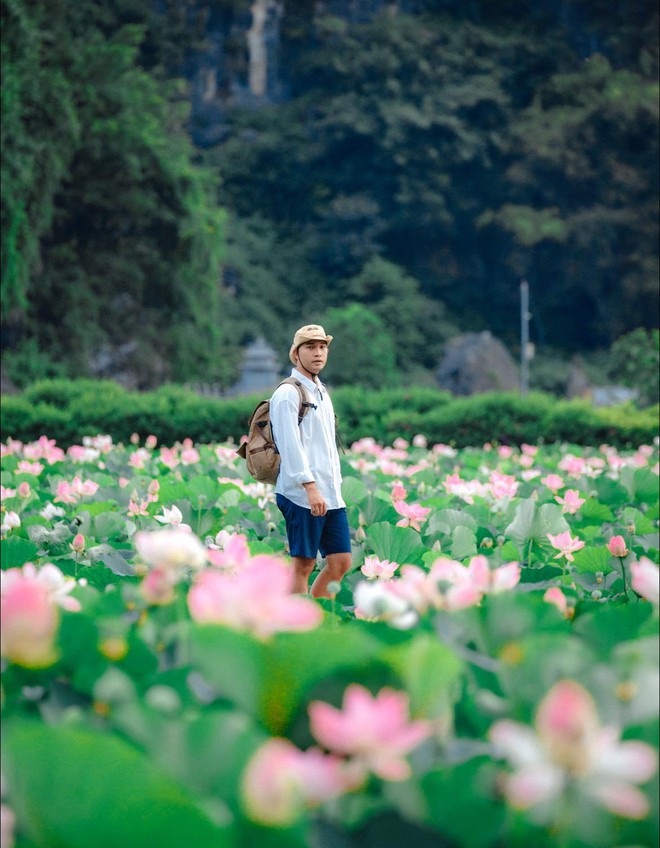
[277,377,315,425]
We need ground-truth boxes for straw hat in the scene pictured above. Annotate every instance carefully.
[289,324,333,364]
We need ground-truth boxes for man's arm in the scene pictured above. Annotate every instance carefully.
[270,387,327,514]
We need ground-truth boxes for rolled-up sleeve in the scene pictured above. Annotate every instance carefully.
[270,386,315,486]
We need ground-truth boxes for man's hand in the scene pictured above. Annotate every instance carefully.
[303,482,327,516]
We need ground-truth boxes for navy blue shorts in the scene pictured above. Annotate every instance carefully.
[276,494,351,559]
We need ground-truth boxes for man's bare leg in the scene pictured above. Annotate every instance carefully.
[311,552,352,599]
[291,556,316,594]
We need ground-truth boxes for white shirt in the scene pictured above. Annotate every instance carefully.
[271,369,345,510]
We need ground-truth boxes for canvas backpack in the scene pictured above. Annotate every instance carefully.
[236,377,313,485]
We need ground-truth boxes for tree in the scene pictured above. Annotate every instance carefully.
[320,304,397,388]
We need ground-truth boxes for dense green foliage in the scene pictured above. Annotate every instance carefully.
[1,0,237,387]
[1,0,658,388]
[2,380,657,449]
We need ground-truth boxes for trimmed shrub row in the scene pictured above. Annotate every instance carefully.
[1,379,658,448]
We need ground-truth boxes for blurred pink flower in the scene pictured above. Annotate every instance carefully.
[391,481,407,502]
[429,556,520,610]
[128,449,151,469]
[206,533,251,572]
[541,474,565,493]
[118,477,130,488]
[393,500,431,531]
[607,536,629,558]
[1,567,60,667]
[489,472,519,500]
[497,446,514,459]
[140,567,176,606]
[127,499,150,517]
[543,587,571,618]
[0,486,16,500]
[521,444,538,456]
[631,557,659,605]
[361,556,400,581]
[18,482,31,498]
[558,454,587,477]
[188,555,322,639]
[159,447,180,469]
[145,434,158,450]
[181,447,200,465]
[547,531,585,562]
[147,479,160,501]
[489,680,657,820]
[54,476,99,504]
[17,461,44,475]
[555,489,586,514]
[241,738,361,826]
[309,684,432,781]
[412,434,428,448]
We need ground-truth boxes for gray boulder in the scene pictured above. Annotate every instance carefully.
[436,331,519,396]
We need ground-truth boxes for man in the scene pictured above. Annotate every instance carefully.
[270,324,352,598]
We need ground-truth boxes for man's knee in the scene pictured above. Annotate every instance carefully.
[325,553,351,579]
[292,557,316,576]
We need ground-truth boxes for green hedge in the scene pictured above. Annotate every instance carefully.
[1,380,658,448]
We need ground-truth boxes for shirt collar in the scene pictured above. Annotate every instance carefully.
[291,368,324,393]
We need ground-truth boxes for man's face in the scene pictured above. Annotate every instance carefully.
[296,340,328,376]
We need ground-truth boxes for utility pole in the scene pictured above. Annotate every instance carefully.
[520,280,530,396]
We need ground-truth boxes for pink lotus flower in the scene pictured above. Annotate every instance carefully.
[497,445,514,459]
[129,449,151,469]
[393,500,431,532]
[541,474,565,493]
[309,684,432,781]
[607,535,629,558]
[17,461,44,475]
[543,587,571,618]
[489,680,657,820]
[241,738,361,826]
[18,482,31,498]
[361,556,400,581]
[429,556,520,610]
[140,567,176,606]
[1,566,65,668]
[127,499,150,517]
[442,473,488,504]
[554,489,585,514]
[391,481,407,502]
[489,472,519,500]
[0,486,16,500]
[159,447,180,469]
[147,479,160,500]
[631,557,659,605]
[70,533,85,553]
[145,434,158,450]
[412,434,428,448]
[547,531,585,562]
[206,533,251,572]
[181,446,200,465]
[54,476,99,504]
[188,555,322,639]
[118,477,130,488]
[558,454,587,477]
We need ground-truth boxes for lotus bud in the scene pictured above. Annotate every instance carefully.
[70,533,85,554]
[480,537,494,548]
[327,581,341,597]
[18,482,31,498]
[146,435,158,450]
[354,526,366,543]
[130,433,140,445]
[607,536,628,558]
